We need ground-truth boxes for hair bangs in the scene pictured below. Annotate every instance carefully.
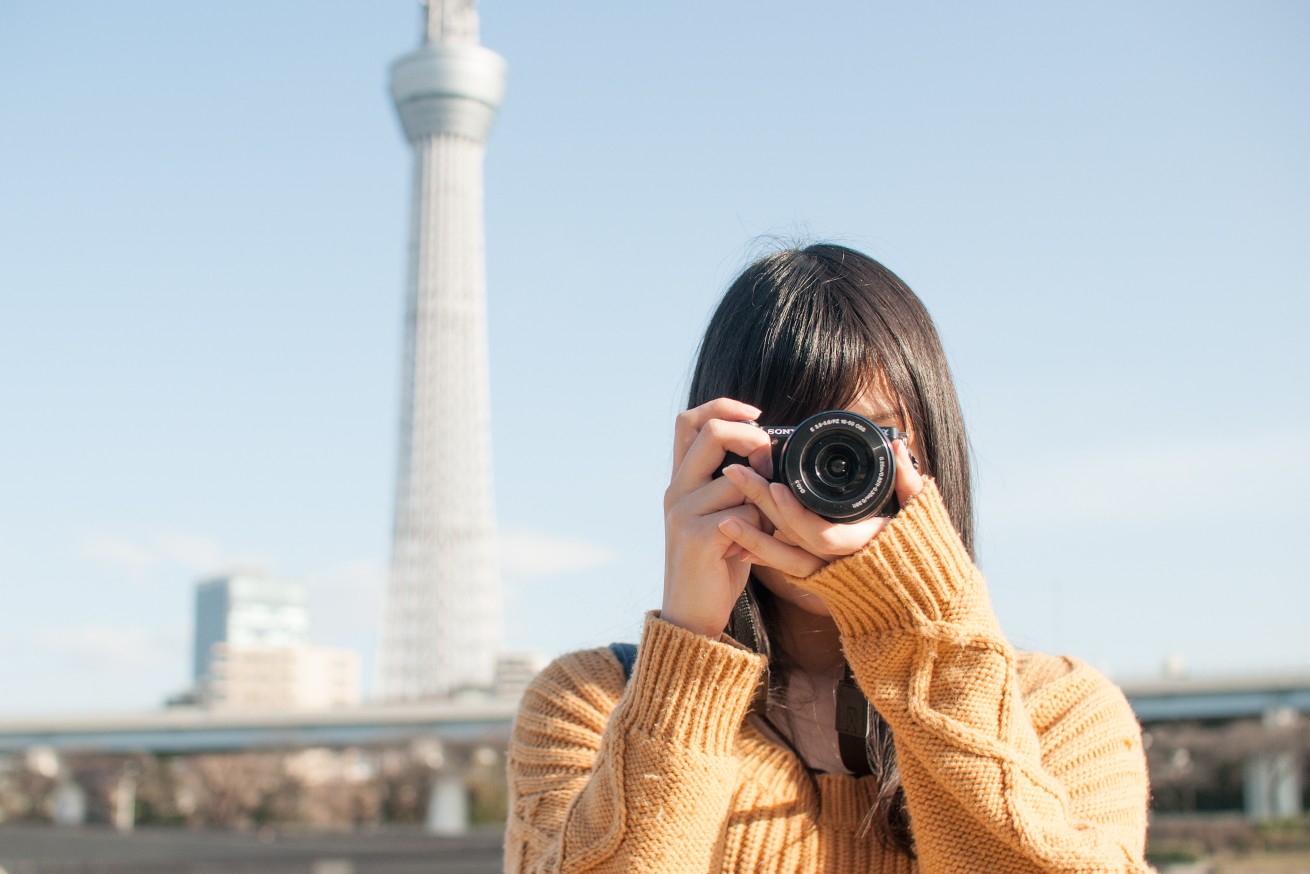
[752,279,880,426]
[690,249,881,424]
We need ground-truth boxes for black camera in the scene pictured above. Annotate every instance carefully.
[719,410,901,523]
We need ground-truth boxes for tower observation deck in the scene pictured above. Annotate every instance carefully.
[377,0,507,701]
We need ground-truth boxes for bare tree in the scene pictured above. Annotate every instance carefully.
[179,753,305,829]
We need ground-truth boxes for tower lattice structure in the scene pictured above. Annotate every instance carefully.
[377,0,506,701]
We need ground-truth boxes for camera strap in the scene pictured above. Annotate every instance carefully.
[725,589,771,716]
[836,663,874,776]
[731,587,876,775]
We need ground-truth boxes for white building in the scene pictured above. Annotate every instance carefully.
[207,643,360,711]
[192,572,359,710]
[193,573,309,685]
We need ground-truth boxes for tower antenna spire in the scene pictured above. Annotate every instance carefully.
[422,0,480,45]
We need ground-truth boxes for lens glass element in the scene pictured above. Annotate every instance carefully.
[781,411,897,522]
[810,437,868,496]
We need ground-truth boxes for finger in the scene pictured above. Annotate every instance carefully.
[702,503,763,558]
[724,464,830,551]
[893,437,925,507]
[765,481,822,547]
[672,398,762,475]
[720,463,783,535]
[670,419,772,495]
[667,473,748,518]
[718,516,825,578]
[767,482,885,558]
[746,445,774,480]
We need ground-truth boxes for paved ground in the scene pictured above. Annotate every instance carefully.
[1209,850,1310,873]
[0,825,503,874]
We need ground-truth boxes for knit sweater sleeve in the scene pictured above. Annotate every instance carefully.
[790,480,1153,873]
[504,612,767,873]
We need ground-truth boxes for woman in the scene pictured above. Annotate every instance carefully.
[505,244,1151,872]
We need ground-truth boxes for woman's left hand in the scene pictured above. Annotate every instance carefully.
[716,438,925,578]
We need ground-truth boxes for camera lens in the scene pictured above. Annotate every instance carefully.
[779,411,898,522]
[811,438,866,495]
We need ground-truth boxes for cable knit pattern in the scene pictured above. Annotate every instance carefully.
[505,481,1152,873]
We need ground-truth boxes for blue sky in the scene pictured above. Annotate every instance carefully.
[1,1,1306,714]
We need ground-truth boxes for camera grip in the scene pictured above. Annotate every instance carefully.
[714,451,751,478]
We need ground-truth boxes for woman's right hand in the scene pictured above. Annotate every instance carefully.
[661,398,774,638]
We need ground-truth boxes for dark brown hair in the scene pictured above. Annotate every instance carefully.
[688,243,974,855]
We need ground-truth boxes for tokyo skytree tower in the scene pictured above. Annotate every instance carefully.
[377,0,506,700]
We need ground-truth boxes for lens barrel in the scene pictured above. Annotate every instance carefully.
[779,411,898,522]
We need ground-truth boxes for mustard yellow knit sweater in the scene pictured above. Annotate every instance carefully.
[505,482,1151,873]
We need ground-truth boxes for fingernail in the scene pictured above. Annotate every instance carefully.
[719,518,742,535]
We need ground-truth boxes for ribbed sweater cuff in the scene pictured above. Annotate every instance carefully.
[621,612,766,755]
[788,479,977,638]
